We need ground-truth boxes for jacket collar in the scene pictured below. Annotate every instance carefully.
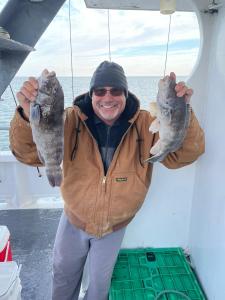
[73,91,141,123]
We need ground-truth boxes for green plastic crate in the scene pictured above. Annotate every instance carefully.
[109,248,206,300]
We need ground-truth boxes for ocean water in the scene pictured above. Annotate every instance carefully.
[0,76,185,151]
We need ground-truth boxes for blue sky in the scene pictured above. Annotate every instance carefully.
[0,0,200,76]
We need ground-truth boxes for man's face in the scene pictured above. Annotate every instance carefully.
[92,86,126,126]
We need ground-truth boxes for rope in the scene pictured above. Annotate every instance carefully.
[37,166,42,177]
[71,118,81,161]
[107,9,112,62]
[68,0,75,100]
[155,290,192,300]
[163,14,172,77]
[9,84,18,106]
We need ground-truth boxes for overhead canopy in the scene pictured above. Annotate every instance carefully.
[84,0,197,12]
[0,0,66,97]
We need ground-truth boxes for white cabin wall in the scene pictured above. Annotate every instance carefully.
[188,2,225,299]
[122,163,196,248]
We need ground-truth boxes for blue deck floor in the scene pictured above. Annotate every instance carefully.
[0,209,62,300]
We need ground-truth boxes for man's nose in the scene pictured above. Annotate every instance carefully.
[103,91,112,98]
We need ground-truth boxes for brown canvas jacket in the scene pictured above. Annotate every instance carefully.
[9,94,205,237]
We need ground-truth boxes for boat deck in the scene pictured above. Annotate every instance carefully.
[0,209,62,300]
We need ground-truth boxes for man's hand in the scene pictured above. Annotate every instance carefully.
[170,72,193,103]
[16,77,39,120]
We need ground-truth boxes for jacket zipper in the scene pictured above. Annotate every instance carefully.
[81,120,107,237]
[102,176,107,192]
[98,123,134,237]
[81,118,134,237]
[103,126,111,171]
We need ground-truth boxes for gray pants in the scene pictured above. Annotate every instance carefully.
[52,211,126,300]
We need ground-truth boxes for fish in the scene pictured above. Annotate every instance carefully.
[146,75,191,163]
[30,69,64,187]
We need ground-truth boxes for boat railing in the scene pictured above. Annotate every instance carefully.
[0,126,10,130]
[0,131,63,209]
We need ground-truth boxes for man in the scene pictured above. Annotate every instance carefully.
[10,61,205,300]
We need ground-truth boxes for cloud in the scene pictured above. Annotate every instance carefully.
[10,0,200,76]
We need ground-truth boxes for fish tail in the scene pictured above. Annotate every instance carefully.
[46,165,62,187]
[145,152,168,163]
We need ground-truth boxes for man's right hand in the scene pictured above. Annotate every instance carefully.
[16,77,39,120]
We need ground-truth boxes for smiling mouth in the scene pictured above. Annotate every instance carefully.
[100,104,118,109]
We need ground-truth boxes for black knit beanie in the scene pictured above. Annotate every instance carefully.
[89,61,128,97]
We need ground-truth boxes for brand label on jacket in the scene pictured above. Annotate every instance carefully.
[115,177,127,182]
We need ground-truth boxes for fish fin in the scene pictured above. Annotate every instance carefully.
[150,140,161,155]
[149,119,160,133]
[56,148,64,165]
[149,102,158,117]
[145,151,167,163]
[37,150,45,165]
[145,140,168,163]
[30,104,41,125]
[46,166,62,187]
[63,111,66,123]
[47,173,62,187]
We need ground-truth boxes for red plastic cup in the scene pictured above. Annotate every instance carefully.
[0,226,12,262]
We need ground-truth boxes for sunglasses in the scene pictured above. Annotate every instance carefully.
[93,87,124,97]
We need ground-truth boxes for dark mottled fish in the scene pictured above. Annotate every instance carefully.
[30,69,64,186]
[146,75,191,163]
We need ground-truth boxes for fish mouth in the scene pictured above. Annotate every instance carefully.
[42,69,56,78]
[160,75,173,85]
[159,75,176,91]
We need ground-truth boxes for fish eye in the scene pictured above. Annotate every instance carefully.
[53,86,58,94]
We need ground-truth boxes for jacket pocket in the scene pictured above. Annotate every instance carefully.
[109,172,148,221]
